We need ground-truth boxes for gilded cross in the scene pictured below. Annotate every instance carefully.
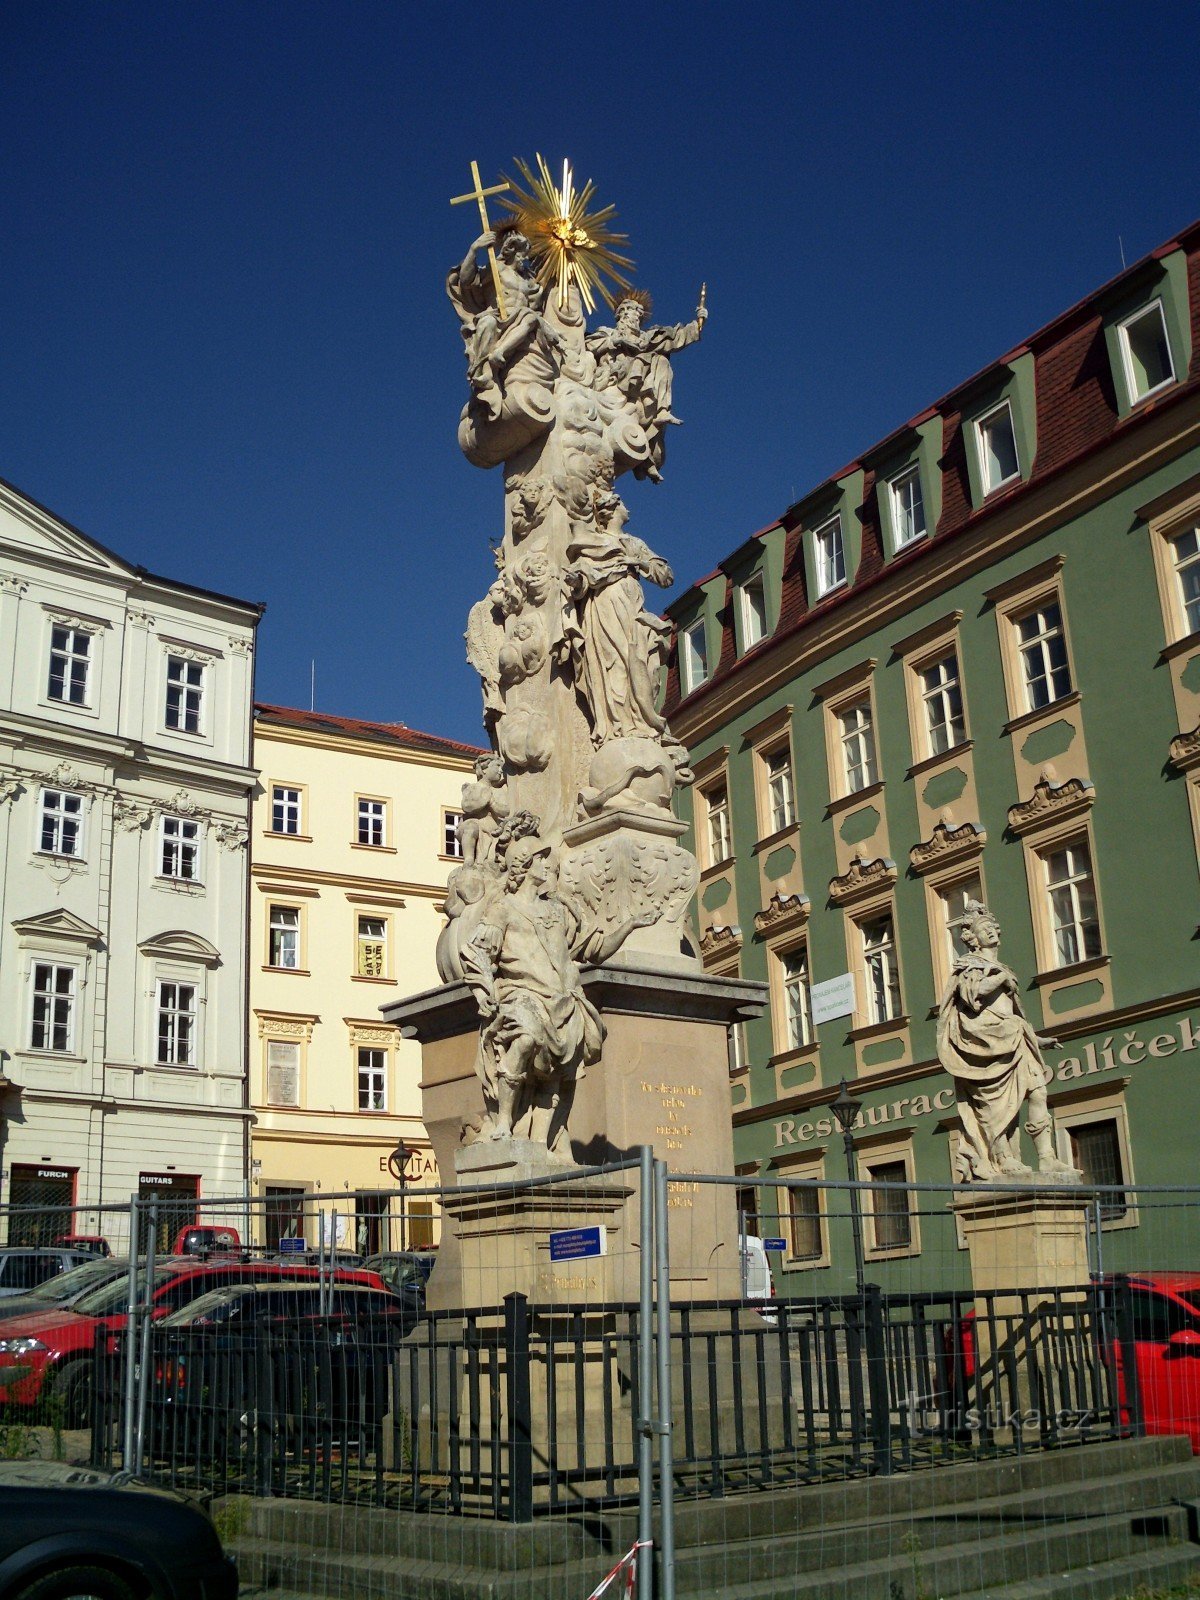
[450,160,512,319]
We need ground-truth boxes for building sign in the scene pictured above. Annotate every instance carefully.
[772,1012,1200,1151]
[549,1225,607,1262]
[278,1236,307,1255]
[811,972,856,1027]
[761,1237,787,1252]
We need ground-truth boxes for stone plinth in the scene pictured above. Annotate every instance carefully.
[560,808,699,972]
[384,962,765,1312]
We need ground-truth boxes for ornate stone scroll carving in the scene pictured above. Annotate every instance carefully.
[909,820,987,874]
[936,898,1080,1185]
[828,856,898,906]
[214,821,248,851]
[1006,775,1094,836]
[700,923,743,963]
[1170,726,1200,771]
[113,797,153,832]
[753,891,812,937]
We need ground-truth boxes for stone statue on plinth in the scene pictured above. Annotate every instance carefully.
[937,899,1080,1183]
[586,287,706,482]
[460,824,655,1157]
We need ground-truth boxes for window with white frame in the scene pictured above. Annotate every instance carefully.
[39,789,84,858]
[920,651,966,755]
[939,874,984,966]
[47,625,92,706]
[271,786,302,836]
[781,945,813,1051]
[703,783,731,865]
[357,798,386,847]
[357,1047,387,1112]
[164,655,205,734]
[1044,841,1101,967]
[356,915,387,978]
[266,1040,301,1107]
[1066,1117,1128,1220]
[680,621,708,693]
[443,810,463,858]
[890,465,927,549]
[738,574,768,652]
[1171,527,1200,637]
[838,699,878,794]
[160,816,201,881]
[864,1157,912,1250]
[976,401,1020,495]
[156,981,196,1067]
[764,744,796,833]
[1118,300,1174,404]
[268,905,300,969]
[30,963,76,1052]
[1015,601,1072,710]
[813,515,846,597]
[786,1181,823,1261]
[862,914,902,1025]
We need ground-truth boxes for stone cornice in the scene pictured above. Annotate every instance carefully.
[700,923,743,962]
[909,820,987,874]
[1006,775,1095,836]
[828,855,897,906]
[753,892,811,937]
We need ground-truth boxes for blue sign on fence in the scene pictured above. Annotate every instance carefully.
[278,1236,307,1254]
[548,1225,607,1262]
[761,1237,787,1252]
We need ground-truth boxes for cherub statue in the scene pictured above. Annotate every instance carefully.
[586,288,707,482]
[937,899,1079,1182]
[458,752,510,865]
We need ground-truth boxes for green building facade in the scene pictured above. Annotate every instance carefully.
[663,221,1200,1296]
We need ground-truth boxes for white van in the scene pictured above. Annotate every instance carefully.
[739,1234,776,1323]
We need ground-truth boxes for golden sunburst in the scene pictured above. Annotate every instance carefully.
[500,154,635,314]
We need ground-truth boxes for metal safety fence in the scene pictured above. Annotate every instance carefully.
[3,1170,1200,1599]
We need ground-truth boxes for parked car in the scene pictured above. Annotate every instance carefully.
[362,1250,435,1297]
[0,1249,95,1300]
[170,1225,241,1258]
[150,1281,413,1458]
[0,1459,235,1600]
[0,1256,130,1322]
[0,1258,388,1423]
[53,1235,111,1258]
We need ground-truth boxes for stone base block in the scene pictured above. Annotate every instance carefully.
[952,1188,1092,1296]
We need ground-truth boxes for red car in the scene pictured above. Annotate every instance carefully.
[947,1273,1200,1452]
[0,1258,386,1423]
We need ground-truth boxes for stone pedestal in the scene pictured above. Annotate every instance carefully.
[952,1185,1092,1440]
[385,961,765,1312]
[560,808,699,973]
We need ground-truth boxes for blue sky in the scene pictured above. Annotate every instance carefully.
[3,3,1199,744]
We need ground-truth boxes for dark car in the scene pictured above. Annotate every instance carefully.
[0,1257,130,1323]
[362,1250,435,1299]
[0,1250,95,1300]
[0,1459,236,1600]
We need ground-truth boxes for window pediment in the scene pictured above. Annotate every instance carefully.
[138,929,221,967]
[12,909,102,947]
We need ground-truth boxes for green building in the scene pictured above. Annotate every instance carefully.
[664,220,1200,1294]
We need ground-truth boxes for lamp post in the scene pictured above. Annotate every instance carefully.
[387,1140,412,1253]
[830,1079,866,1298]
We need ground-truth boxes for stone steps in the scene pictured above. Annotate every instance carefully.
[954,1544,1200,1600]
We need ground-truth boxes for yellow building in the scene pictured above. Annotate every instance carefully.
[248,704,479,1253]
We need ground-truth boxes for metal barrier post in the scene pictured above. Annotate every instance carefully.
[637,1145,655,1600]
[503,1292,533,1522]
[1114,1272,1145,1438]
[863,1281,892,1476]
[131,1203,158,1475]
[121,1196,141,1467]
[653,1157,675,1600]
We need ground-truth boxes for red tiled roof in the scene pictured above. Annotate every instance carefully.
[665,217,1200,719]
[254,703,484,760]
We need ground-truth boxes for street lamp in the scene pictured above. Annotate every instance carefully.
[387,1140,412,1253]
[830,1079,866,1298]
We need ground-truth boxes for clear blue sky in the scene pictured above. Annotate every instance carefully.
[3,3,1199,745]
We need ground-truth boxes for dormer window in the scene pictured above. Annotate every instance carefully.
[889,466,927,549]
[738,573,768,652]
[976,401,1020,495]
[681,621,708,693]
[813,515,846,597]
[1118,300,1174,405]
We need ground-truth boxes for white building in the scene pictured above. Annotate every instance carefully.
[0,477,262,1248]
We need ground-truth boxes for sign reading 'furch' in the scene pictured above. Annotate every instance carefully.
[810,972,856,1026]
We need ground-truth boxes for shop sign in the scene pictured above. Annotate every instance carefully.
[772,1012,1200,1151]
[34,1168,71,1181]
[811,973,856,1027]
[139,1173,184,1188]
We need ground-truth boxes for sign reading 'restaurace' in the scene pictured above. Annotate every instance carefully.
[773,1013,1200,1151]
